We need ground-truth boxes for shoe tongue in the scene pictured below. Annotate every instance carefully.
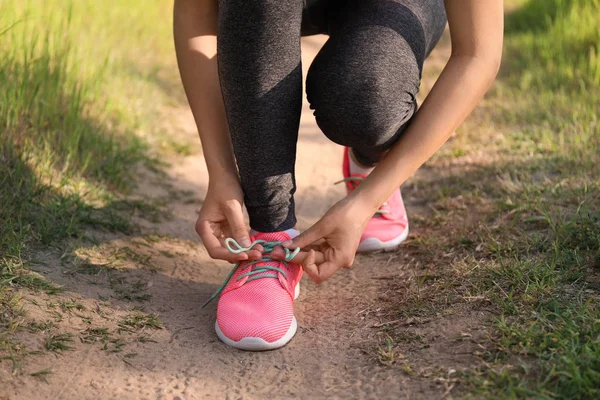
[254,231,292,243]
[249,232,293,273]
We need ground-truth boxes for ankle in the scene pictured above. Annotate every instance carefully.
[349,149,375,175]
[250,228,299,239]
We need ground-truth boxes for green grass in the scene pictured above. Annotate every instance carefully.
[460,204,600,398]
[80,327,127,353]
[110,276,153,302]
[118,311,163,332]
[30,368,52,383]
[398,0,600,397]
[504,0,600,88]
[59,299,85,312]
[45,333,75,352]
[1,0,598,395]
[0,291,25,370]
[381,0,600,397]
[1,0,179,367]
[80,328,111,344]
[0,0,176,266]
[26,320,56,333]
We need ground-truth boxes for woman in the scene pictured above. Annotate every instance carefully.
[174,0,503,350]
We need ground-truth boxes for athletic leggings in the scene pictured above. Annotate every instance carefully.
[218,0,447,232]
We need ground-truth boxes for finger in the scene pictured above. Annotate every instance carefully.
[240,242,263,261]
[295,243,325,252]
[199,220,248,262]
[269,246,286,260]
[246,249,263,261]
[269,245,299,260]
[222,201,251,247]
[301,250,320,283]
[305,260,341,284]
[208,245,249,263]
[292,250,326,265]
[270,247,325,265]
[283,223,325,249]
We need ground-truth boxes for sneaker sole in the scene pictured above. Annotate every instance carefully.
[357,224,409,253]
[215,283,300,351]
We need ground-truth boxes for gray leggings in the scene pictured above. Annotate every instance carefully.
[218,0,446,232]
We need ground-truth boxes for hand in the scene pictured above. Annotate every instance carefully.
[281,196,374,283]
[195,176,262,263]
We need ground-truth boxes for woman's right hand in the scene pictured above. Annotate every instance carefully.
[196,175,263,263]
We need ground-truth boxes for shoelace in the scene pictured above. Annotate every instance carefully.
[335,177,390,216]
[202,238,300,307]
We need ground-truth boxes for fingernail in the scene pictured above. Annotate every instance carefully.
[239,237,251,247]
[282,240,292,247]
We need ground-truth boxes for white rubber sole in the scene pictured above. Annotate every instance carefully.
[215,283,300,351]
[357,224,409,253]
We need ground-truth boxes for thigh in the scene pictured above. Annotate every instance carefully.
[308,0,447,114]
[305,0,446,157]
[326,0,446,69]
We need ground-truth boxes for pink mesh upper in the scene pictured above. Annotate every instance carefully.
[342,148,408,242]
[216,232,302,343]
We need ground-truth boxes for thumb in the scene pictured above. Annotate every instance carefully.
[285,221,325,249]
[222,202,251,247]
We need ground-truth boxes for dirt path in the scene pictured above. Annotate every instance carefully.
[2,35,485,400]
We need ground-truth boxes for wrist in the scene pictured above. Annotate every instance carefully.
[207,162,238,180]
[345,190,381,221]
[208,171,241,190]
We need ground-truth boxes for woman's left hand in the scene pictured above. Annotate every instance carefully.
[281,196,374,283]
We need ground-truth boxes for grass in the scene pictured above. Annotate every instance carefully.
[118,311,163,332]
[0,291,25,371]
[504,0,600,87]
[26,321,56,333]
[59,299,85,312]
[80,327,111,344]
[30,368,52,383]
[45,333,75,352]
[476,6,600,396]
[454,205,600,398]
[377,335,397,366]
[1,262,62,295]
[0,0,180,369]
[384,0,600,397]
[110,276,153,302]
[0,0,176,265]
[112,247,154,269]
[0,0,598,396]
[80,327,127,353]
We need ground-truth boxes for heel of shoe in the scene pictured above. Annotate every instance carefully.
[357,224,409,253]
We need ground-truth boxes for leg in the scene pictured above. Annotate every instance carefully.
[218,0,304,232]
[306,0,447,165]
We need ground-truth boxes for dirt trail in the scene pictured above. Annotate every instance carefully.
[2,35,485,400]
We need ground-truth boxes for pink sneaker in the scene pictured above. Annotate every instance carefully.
[207,232,302,351]
[342,147,409,252]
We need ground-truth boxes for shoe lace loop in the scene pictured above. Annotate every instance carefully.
[201,239,300,308]
[335,177,390,215]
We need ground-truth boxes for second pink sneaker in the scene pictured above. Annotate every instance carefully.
[342,147,409,252]
[209,231,302,351]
